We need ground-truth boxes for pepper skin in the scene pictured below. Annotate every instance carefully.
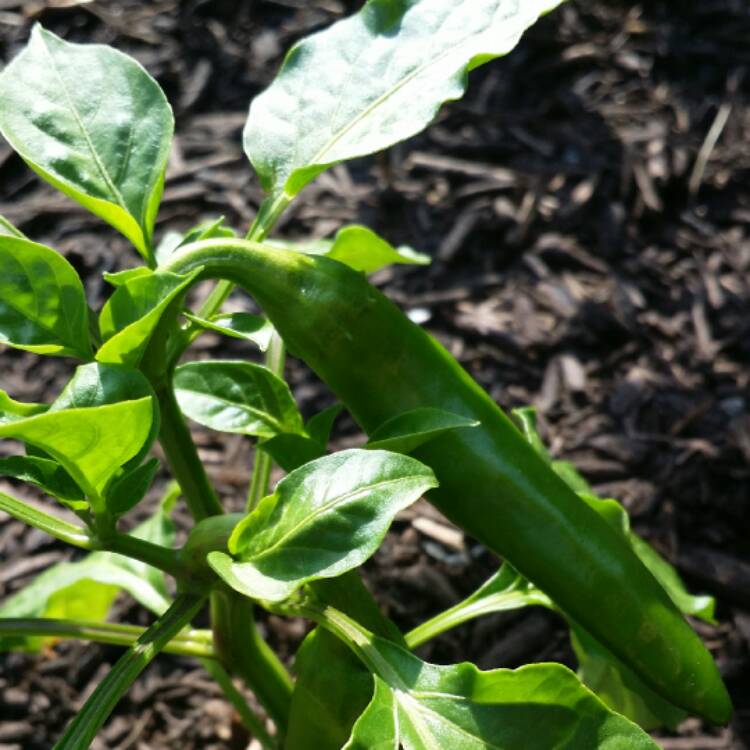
[166,238,732,725]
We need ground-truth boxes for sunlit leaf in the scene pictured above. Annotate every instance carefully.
[0,455,85,510]
[0,215,26,239]
[183,312,274,351]
[156,216,235,266]
[0,236,91,359]
[0,25,173,261]
[210,449,436,601]
[0,390,47,424]
[174,359,303,439]
[245,0,563,198]
[97,269,199,367]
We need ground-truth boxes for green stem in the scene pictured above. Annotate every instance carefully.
[246,331,286,511]
[404,591,547,649]
[156,384,224,520]
[0,490,94,550]
[202,659,278,750]
[53,594,206,750]
[0,617,214,658]
[211,589,293,733]
[106,532,190,580]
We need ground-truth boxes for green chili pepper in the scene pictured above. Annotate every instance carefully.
[166,238,731,725]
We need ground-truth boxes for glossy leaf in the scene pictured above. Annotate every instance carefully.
[0,502,175,651]
[0,236,91,359]
[97,269,200,367]
[50,362,160,469]
[174,359,303,439]
[0,455,85,509]
[367,407,478,453]
[342,634,658,749]
[183,311,274,351]
[106,457,159,517]
[0,25,173,261]
[210,449,436,601]
[0,390,47,424]
[156,216,235,265]
[273,225,429,274]
[245,0,563,198]
[0,398,153,508]
[0,215,25,238]
[261,433,326,473]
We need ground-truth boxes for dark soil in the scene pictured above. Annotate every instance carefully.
[1,1,749,748]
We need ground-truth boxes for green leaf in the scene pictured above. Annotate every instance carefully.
[340,632,658,749]
[97,268,199,367]
[0,25,173,262]
[0,502,175,652]
[0,390,48,424]
[156,216,235,266]
[103,267,153,288]
[306,404,344,447]
[261,433,326,473]
[0,455,85,510]
[210,449,437,601]
[0,398,153,508]
[174,359,303,439]
[366,407,479,453]
[273,225,430,274]
[106,457,159,518]
[50,362,160,470]
[0,215,26,239]
[245,0,563,198]
[183,312,274,351]
[0,236,91,359]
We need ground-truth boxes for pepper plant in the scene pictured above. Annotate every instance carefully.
[0,1,732,748]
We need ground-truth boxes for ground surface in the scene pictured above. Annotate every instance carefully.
[0,1,749,748]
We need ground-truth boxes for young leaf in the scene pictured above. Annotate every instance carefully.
[106,457,159,518]
[0,215,26,239]
[97,268,200,367]
[0,455,85,510]
[0,25,173,262]
[173,359,303,439]
[156,216,235,266]
[0,390,47,424]
[305,403,344,447]
[103,267,153,288]
[50,362,160,470]
[0,502,175,651]
[366,407,479,453]
[342,638,658,749]
[183,312,274,351]
[0,398,153,508]
[0,236,92,359]
[273,225,430,275]
[245,0,564,199]
[209,449,437,601]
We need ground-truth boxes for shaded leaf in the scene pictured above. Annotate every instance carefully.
[174,359,303,439]
[0,25,173,261]
[0,236,91,359]
[261,433,326,473]
[0,455,85,509]
[367,407,478,453]
[106,457,159,518]
[342,633,658,749]
[183,312,274,351]
[305,403,344,447]
[97,268,200,367]
[245,0,563,198]
[210,449,436,601]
